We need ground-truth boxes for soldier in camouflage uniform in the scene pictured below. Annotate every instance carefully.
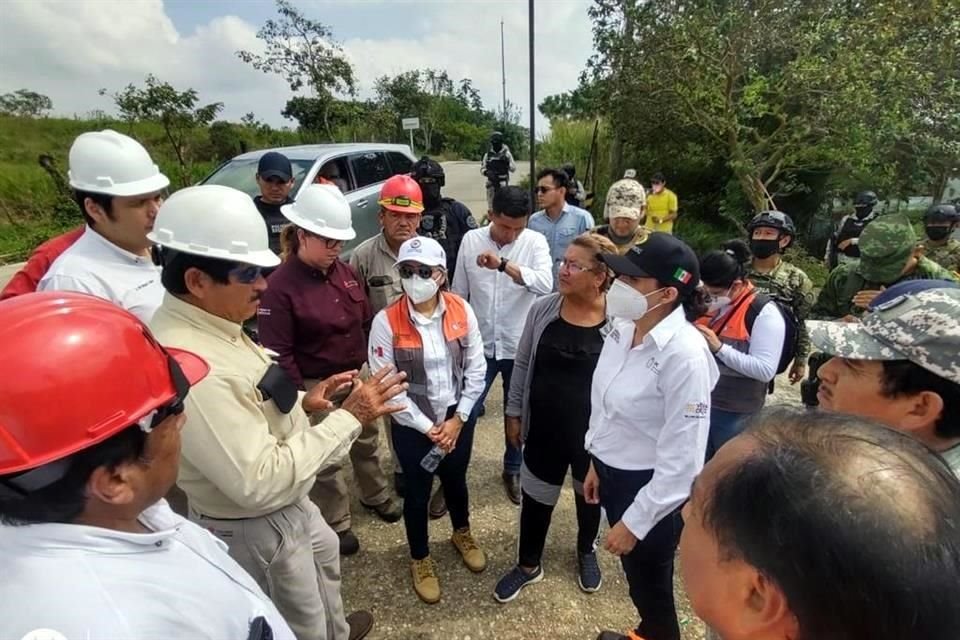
[744,211,814,383]
[922,203,960,274]
[811,214,958,321]
[808,284,960,476]
[594,178,649,255]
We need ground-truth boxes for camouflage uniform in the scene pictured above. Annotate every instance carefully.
[808,286,960,475]
[812,215,958,320]
[925,238,960,274]
[597,178,649,255]
[747,259,815,365]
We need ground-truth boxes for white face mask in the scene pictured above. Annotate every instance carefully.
[401,274,440,304]
[707,286,733,314]
[605,279,664,320]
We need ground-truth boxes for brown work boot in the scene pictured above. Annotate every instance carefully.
[411,556,441,603]
[428,485,447,519]
[451,527,487,573]
[346,610,374,640]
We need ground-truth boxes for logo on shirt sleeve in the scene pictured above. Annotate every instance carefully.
[684,402,709,419]
[258,307,271,316]
[372,345,384,358]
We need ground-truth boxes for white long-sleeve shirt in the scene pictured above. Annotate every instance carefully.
[452,226,553,360]
[585,308,719,540]
[714,301,785,382]
[368,296,487,434]
[0,500,295,640]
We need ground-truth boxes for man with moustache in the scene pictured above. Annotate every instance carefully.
[149,184,408,640]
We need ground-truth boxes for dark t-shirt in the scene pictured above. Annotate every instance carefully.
[527,316,605,444]
[253,195,293,256]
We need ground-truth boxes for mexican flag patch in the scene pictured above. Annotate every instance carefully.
[673,267,692,284]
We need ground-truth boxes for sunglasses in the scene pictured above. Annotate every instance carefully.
[138,352,190,433]
[535,186,555,194]
[229,264,264,284]
[398,264,436,279]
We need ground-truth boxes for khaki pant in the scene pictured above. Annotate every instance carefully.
[305,370,391,532]
[191,496,349,640]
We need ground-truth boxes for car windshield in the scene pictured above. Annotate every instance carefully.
[201,158,316,197]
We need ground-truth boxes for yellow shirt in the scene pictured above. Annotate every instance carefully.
[645,188,679,234]
[150,293,361,519]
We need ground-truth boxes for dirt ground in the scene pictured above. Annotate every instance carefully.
[336,377,803,640]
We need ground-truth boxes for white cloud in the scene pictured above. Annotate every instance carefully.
[0,0,593,134]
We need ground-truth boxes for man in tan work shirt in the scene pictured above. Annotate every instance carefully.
[149,185,406,640]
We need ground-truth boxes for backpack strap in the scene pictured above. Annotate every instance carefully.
[744,293,770,334]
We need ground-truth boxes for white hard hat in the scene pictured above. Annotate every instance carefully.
[281,184,356,241]
[394,237,446,268]
[68,130,170,197]
[148,185,281,268]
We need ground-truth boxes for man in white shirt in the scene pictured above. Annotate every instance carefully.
[38,130,169,322]
[453,185,553,503]
[528,167,595,289]
[0,292,294,640]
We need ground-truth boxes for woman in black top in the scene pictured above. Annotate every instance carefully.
[494,232,617,603]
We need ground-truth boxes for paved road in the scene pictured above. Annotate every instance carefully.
[0,160,529,289]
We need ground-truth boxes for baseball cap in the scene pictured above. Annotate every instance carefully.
[868,279,960,310]
[857,215,918,284]
[257,152,293,181]
[809,287,960,384]
[394,236,446,268]
[604,179,646,221]
[600,232,699,295]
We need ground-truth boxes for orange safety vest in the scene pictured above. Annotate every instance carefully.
[696,282,768,413]
[384,291,470,423]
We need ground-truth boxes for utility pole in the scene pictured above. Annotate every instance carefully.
[500,18,507,127]
[528,0,535,211]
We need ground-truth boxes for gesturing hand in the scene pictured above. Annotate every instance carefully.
[340,365,408,424]
[302,370,358,414]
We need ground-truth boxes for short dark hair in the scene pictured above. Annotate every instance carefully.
[0,425,148,526]
[651,172,666,184]
[699,239,750,287]
[73,190,113,227]
[535,168,570,191]
[492,185,531,219]
[702,408,960,640]
[880,360,960,440]
[158,249,233,295]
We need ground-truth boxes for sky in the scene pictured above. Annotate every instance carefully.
[0,0,595,134]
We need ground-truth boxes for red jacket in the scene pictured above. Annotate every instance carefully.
[0,227,85,300]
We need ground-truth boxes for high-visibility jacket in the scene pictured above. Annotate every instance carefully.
[385,291,470,423]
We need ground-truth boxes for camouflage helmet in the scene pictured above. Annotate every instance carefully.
[412,156,445,187]
[809,287,960,385]
[604,179,646,221]
[747,210,796,236]
[857,214,918,284]
[924,203,960,224]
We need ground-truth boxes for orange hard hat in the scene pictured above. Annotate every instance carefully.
[0,292,209,481]
[378,174,424,214]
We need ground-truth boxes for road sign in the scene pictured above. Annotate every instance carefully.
[402,117,420,131]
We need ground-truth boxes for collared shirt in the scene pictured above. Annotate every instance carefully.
[258,257,372,387]
[150,293,361,519]
[943,442,960,477]
[585,308,719,540]
[349,232,404,314]
[0,500,294,640]
[528,204,595,287]
[0,226,84,300]
[38,226,164,322]
[368,296,486,433]
[452,227,553,359]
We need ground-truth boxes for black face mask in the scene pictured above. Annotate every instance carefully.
[750,238,781,259]
[854,205,874,219]
[492,141,503,152]
[421,182,442,208]
[926,225,952,241]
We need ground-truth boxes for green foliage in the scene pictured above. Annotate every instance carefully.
[0,89,53,118]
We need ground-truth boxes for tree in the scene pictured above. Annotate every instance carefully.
[101,75,223,186]
[0,89,52,118]
[237,0,355,140]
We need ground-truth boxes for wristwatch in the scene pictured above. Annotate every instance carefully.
[457,411,470,423]
[498,258,508,272]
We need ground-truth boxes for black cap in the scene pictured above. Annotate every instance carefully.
[600,232,700,295]
[257,151,292,181]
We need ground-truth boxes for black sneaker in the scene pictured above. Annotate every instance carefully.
[577,551,602,593]
[493,565,543,603]
[338,529,360,556]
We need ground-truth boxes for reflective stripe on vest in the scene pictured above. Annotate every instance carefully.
[385,291,470,424]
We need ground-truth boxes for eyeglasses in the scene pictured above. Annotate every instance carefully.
[398,263,436,279]
[229,264,264,284]
[559,259,596,274]
[535,186,555,194]
[137,352,190,434]
[302,229,345,249]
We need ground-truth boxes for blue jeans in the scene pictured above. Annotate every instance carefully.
[706,408,752,460]
[470,357,521,475]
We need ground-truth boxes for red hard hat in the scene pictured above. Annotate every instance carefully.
[0,292,209,477]
[378,174,424,214]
